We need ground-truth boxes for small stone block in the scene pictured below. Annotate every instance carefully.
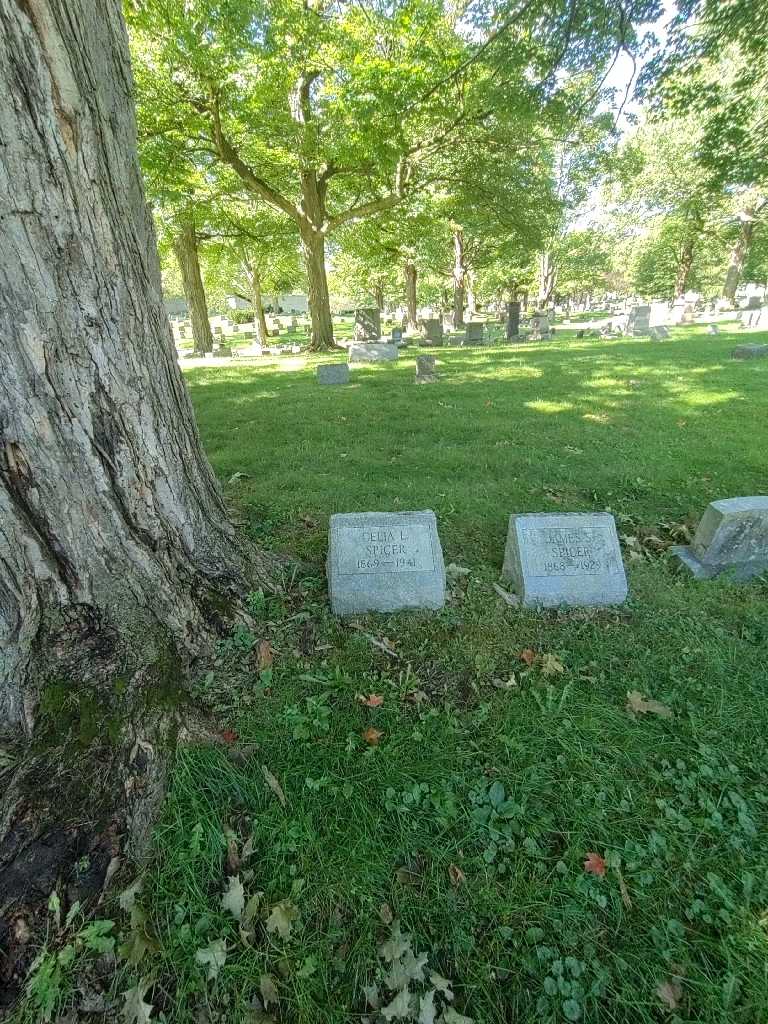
[348,343,398,363]
[671,496,768,581]
[502,512,628,608]
[732,344,768,359]
[327,510,446,615]
[212,345,232,357]
[317,363,350,385]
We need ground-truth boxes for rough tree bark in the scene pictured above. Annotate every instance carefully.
[0,0,273,992]
[466,271,476,320]
[404,260,418,330]
[722,214,756,304]
[243,261,269,346]
[172,216,214,354]
[373,282,384,312]
[674,236,696,298]
[452,229,466,328]
[538,251,557,307]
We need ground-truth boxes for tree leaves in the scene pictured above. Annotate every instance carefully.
[583,852,606,876]
[381,987,414,1020]
[195,938,227,980]
[221,875,245,920]
[122,978,153,1024]
[626,690,673,719]
[265,900,299,940]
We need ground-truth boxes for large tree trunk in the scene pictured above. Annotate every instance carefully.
[674,236,696,298]
[244,262,269,346]
[722,216,755,304]
[300,223,334,350]
[374,282,384,312]
[452,229,466,328]
[538,251,556,307]
[172,216,214,355]
[466,272,477,320]
[0,1,274,992]
[404,260,418,330]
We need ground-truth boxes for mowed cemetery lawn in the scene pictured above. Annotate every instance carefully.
[108,324,768,1024]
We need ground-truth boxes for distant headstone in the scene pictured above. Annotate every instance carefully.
[502,512,628,608]
[348,343,398,363]
[463,321,484,345]
[213,344,232,358]
[529,312,551,340]
[746,296,762,310]
[419,319,443,346]
[327,510,446,615]
[626,304,651,336]
[415,354,437,384]
[671,497,768,581]
[707,324,720,335]
[317,363,350,385]
[391,327,403,343]
[732,344,768,359]
[506,301,521,340]
[354,307,381,341]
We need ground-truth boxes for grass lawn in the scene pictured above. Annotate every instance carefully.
[30,324,768,1024]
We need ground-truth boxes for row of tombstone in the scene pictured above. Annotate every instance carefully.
[353,308,490,347]
[326,498,768,615]
[317,354,438,385]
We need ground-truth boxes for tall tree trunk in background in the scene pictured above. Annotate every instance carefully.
[466,271,477,319]
[374,282,384,311]
[0,0,273,962]
[173,218,213,354]
[674,236,696,298]
[538,251,556,307]
[722,215,756,304]
[452,229,466,328]
[300,222,334,350]
[404,260,418,330]
[243,262,269,346]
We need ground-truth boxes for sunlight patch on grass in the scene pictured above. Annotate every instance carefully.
[524,399,575,414]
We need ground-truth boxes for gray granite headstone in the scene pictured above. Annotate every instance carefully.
[732,344,768,359]
[502,512,628,607]
[529,313,551,340]
[415,354,437,384]
[670,497,768,580]
[327,511,446,615]
[354,307,381,341]
[317,363,350,385]
[420,319,443,346]
[391,327,403,343]
[348,343,398,363]
[626,304,651,336]
[463,321,485,345]
[506,301,521,339]
[707,324,720,335]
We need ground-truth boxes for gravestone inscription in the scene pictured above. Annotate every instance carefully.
[670,496,768,580]
[502,512,628,607]
[327,511,446,615]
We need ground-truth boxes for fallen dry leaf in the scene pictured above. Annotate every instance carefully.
[626,690,673,719]
[257,640,274,671]
[656,979,682,1011]
[259,974,279,1009]
[448,863,466,887]
[404,690,428,706]
[583,852,606,877]
[362,727,384,746]
[262,765,287,807]
[357,693,384,708]
[378,902,394,925]
[519,648,537,667]
[540,653,565,676]
[221,729,238,744]
[265,900,299,941]
[122,978,154,1024]
[395,866,422,885]
[615,867,632,909]
[221,875,245,921]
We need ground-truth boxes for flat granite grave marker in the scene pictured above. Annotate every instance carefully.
[732,344,768,359]
[670,496,768,580]
[327,510,446,615]
[502,512,628,607]
[317,363,350,385]
[348,343,398,363]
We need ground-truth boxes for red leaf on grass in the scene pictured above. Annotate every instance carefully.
[519,648,537,667]
[221,730,238,744]
[357,693,384,708]
[362,727,384,746]
[583,852,606,877]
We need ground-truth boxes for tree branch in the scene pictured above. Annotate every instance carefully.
[328,159,411,230]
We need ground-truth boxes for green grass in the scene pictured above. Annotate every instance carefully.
[44,324,768,1024]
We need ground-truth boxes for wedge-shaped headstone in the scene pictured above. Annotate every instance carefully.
[317,363,350,385]
[328,511,446,615]
[671,496,768,580]
[348,343,398,363]
[502,512,628,607]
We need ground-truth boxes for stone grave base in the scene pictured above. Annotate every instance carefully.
[670,545,768,581]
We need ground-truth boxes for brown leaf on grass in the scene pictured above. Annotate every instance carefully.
[378,902,394,925]
[448,863,466,887]
[626,690,673,719]
[540,653,565,676]
[257,640,274,671]
[519,648,537,667]
[221,729,238,744]
[656,979,682,1011]
[395,866,422,886]
[261,765,287,807]
[259,974,279,1009]
[583,852,606,877]
[404,690,428,706]
[362,727,384,746]
[224,828,240,875]
[265,900,299,941]
[357,693,384,707]
[300,514,318,529]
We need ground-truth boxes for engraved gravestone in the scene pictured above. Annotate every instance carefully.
[502,512,628,607]
[348,343,398,363]
[415,354,437,383]
[328,511,446,615]
[354,307,381,341]
[317,363,350,385]
[670,496,768,580]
